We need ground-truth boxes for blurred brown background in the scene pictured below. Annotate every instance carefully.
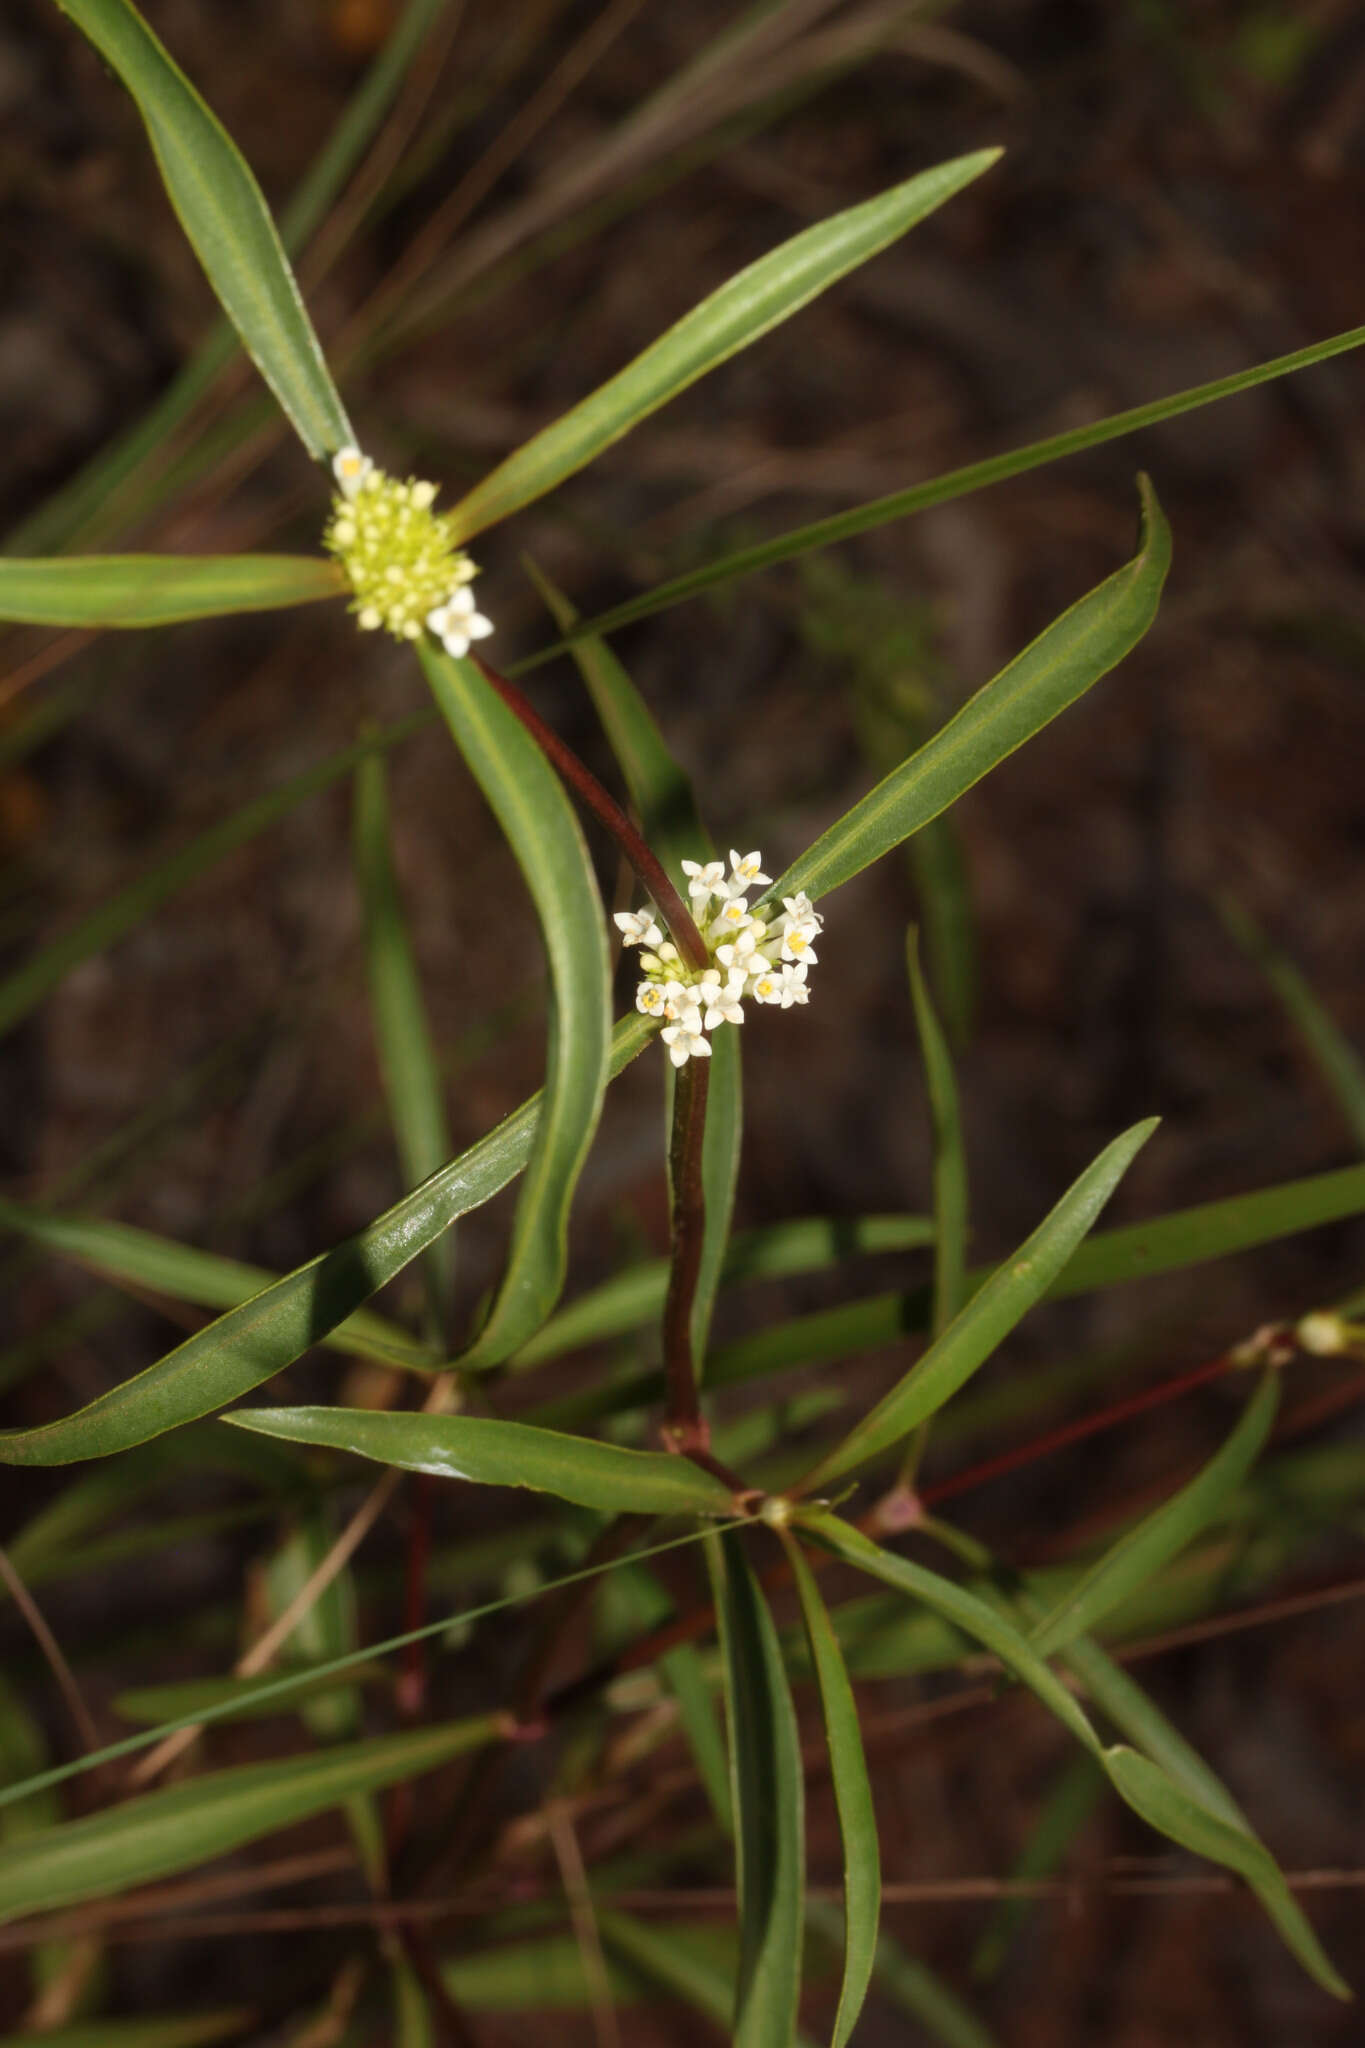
[2,1,1364,2041]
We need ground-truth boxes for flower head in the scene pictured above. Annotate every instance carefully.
[622,846,824,1060]
[324,447,493,652]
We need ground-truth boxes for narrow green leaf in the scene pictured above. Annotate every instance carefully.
[352,753,455,1326]
[421,646,610,1366]
[783,1535,879,2048]
[54,0,351,458]
[226,1406,737,1519]
[0,1013,651,1465]
[550,326,1365,652]
[0,553,343,627]
[0,1197,436,1373]
[1058,1634,1249,1833]
[526,561,709,882]
[766,477,1170,907]
[15,2019,252,2048]
[511,1213,932,1372]
[448,151,1000,539]
[908,929,967,1336]
[801,1119,1157,1491]
[0,714,427,1042]
[801,1512,1103,1760]
[1101,1745,1350,2000]
[1029,1368,1279,1657]
[9,0,446,559]
[706,1528,806,2048]
[0,1712,503,1923]
[1218,895,1365,1150]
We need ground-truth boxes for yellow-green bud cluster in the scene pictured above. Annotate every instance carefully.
[323,448,484,646]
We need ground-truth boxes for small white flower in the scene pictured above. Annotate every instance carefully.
[661,1012,712,1066]
[332,446,373,500]
[709,896,753,944]
[779,962,810,1007]
[749,965,784,1005]
[716,923,765,976]
[780,890,822,931]
[681,859,727,907]
[660,980,696,1022]
[615,907,663,950]
[636,980,668,1018]
[777,900,819,965]
[728,849,771,893]
[427,585,495,659]
[699,968,745,1030]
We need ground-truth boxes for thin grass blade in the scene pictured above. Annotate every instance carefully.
[227,1406,738,1518]
[807,1906,997,2048]
[800,1119,1157,1491]
[705,1528,806,2047]
[0,1713,503,1924]
[448,151,1000,539]
[422,646,610,1366]
[766,478,1169,907]
[1028,1367,1279,1657]
[550,326,1365,650]
[0,1014,651,1465]
[0,555,342,627]
[782,1534,879,2048]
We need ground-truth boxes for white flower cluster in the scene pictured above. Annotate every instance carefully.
[325,447,494,658]
[615,849,823,1067]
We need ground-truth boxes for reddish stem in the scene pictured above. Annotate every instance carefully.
[474,657,708,972]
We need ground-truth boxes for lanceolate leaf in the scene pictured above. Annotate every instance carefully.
[54,0,350,458]
[766,477,1170,908]
[695,1021,743,1377]
[0,1197,436,1373]
[0,1014,651,1466]
[0,1713,504,1924]
[1028,1367,1279,1657]
[707,1529,806,2048]
[0,553,343,627]
[783,1533,880,2048]
[227,1406,738,1519]
[1102,1747,1349,2000]
[421,648,611,1366]
[448,151,1000,540]
[800,1119,1157,1491]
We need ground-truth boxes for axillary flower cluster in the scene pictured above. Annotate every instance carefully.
[617,849,823,1067]
[323,447,494,658]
